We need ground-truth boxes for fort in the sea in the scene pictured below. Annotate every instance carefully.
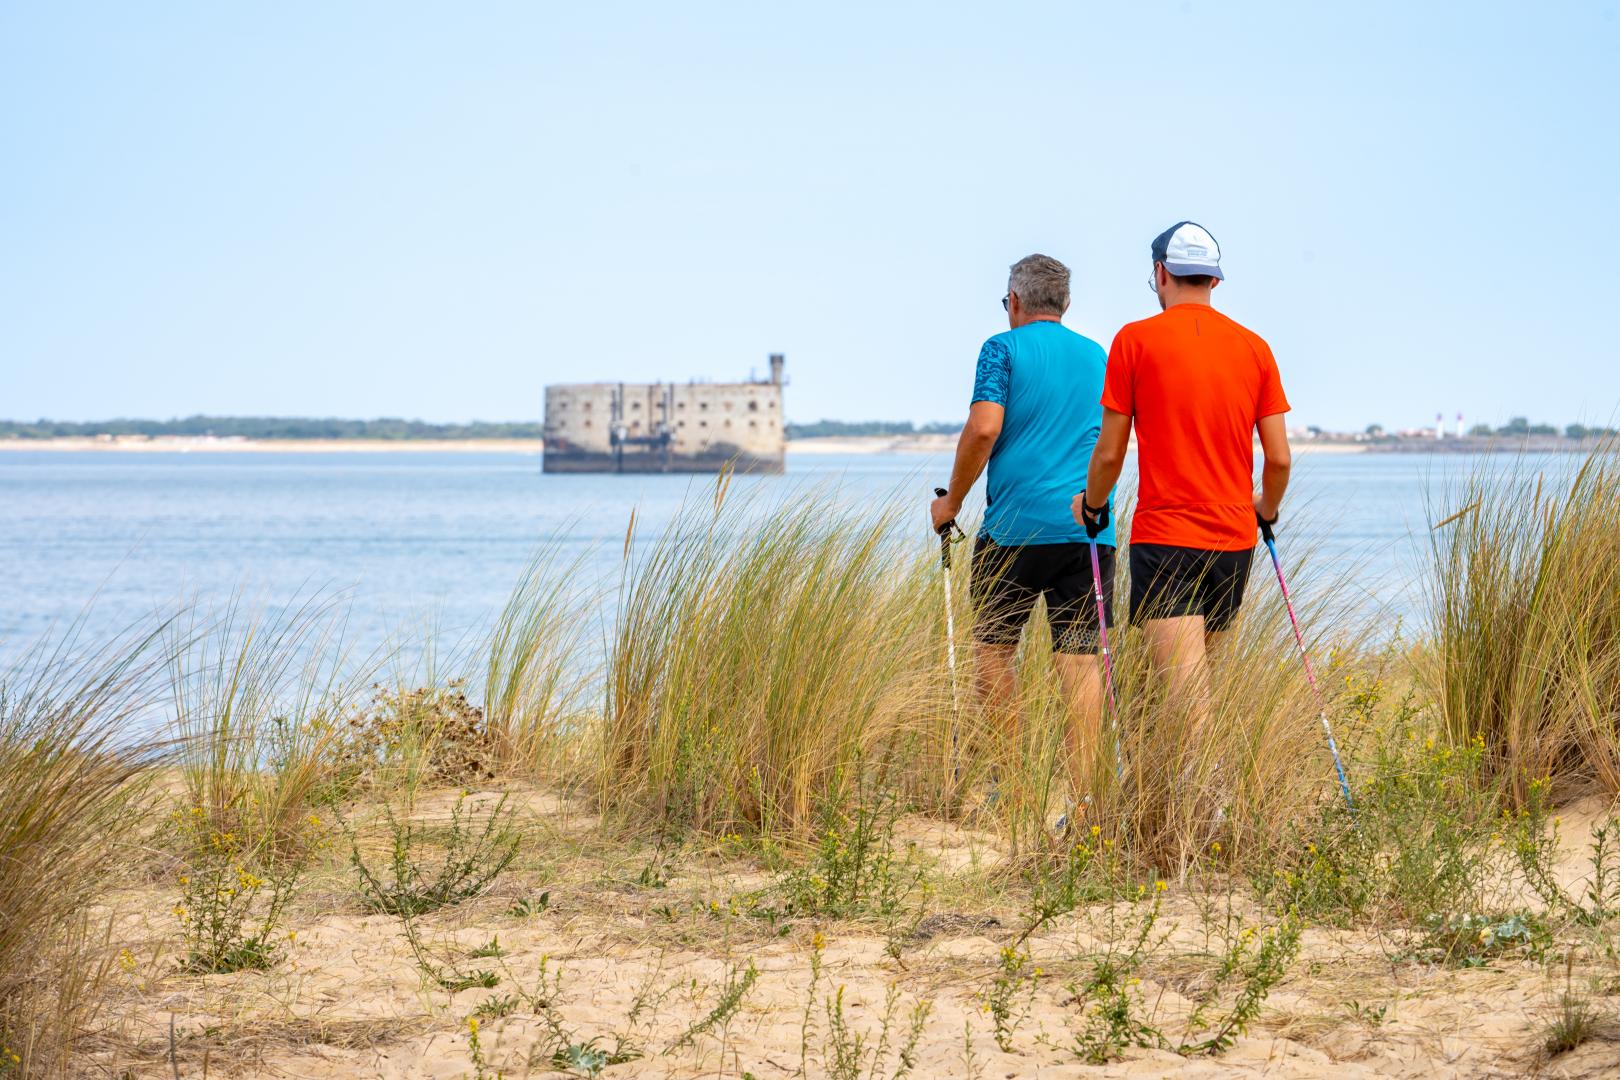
[542,354,786,474]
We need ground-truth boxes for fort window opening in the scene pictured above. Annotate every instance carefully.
[749,400,759,412]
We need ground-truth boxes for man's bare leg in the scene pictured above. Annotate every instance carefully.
[1141,615,1213,738]
[1053,653,1103,804]
[972,642,1019,791]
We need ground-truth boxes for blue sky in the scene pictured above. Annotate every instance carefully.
[3,2,1616,431]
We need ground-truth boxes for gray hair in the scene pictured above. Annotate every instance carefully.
[1007,254,1070,315]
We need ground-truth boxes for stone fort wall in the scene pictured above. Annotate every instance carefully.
[543,356,786,474]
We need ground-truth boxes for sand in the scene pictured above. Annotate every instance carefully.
[0,436,545,454]
[83,785,1620,1079]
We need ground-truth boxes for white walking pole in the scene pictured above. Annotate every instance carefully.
[933,487,963,705]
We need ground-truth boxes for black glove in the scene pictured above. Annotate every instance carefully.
[1078,491,1111,540]
[1256,509,1278,543]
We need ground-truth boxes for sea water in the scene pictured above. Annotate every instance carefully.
[0,449,1557,671]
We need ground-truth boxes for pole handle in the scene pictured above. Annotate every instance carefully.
[1256,510,1277,544]
[933,487,958,568]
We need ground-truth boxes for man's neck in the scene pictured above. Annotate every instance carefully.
[1161,287,1214,309]
[1011,313,1063,328]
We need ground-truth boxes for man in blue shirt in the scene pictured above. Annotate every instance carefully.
[930,253,1115,810]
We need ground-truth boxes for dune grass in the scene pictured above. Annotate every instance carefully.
[0,623,168,1076]
[1426,440,1620,803]
[167,596,369,855]
[601,481,946,838]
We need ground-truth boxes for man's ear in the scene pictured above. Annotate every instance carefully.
[1210,278,1221,290]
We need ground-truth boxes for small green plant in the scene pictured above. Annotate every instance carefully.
[1345,999,1389,1026]
[1513,786,1620,927]
[1017,826,1126,947]
[471,936,506,958]
[1177,915,1302,1055]
[1066,884,1302,1063]
[1543,958,1603,1057]
[1412,911,1549,967]
[798,932,826,1075]
[466,1016,492,1079]
[984,946,1039,1053]
[1069,885,1165,1064]
[351,792,520,916]
[474,994,520,1019]
[667,958,758,1051]
[513,956,644,1077]
[508,893,550,917]
[170,803,315,973]
[443,969,501,992]
[1254,719,1499,927]
[783,782,925,920]
[820,983,930,1080]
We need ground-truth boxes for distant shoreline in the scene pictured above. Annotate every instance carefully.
[0,436,545,454]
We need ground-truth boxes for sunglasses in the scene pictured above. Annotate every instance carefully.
[1001,294,1010,311]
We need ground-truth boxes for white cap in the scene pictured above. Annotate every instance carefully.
[1151,221,1224,280]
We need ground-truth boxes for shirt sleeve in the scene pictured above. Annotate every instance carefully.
[970,338,1011,406]
[1255,340,1290,419]
[1099,332,1134,416]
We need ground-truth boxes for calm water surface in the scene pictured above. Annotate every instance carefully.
[0,449,1542,668]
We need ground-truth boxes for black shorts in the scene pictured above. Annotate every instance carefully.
[970,538,1116,655]
[1128,543,1253,633]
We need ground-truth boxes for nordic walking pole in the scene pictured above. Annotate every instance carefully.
[1087,536,1126,783]
[1258,513,1354,812]
[933,488,964,704]
[934,488,966,788]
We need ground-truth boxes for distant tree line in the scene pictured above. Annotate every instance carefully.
[0,416,545,440]
[782,419,960,439]
[1465,418,1618,439]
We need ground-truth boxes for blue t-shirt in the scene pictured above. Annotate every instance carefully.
[971,319,1115,547]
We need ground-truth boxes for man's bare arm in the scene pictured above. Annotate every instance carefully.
[930,401,1003,530]
[1082,408,1132,508]
[1254,412,1292,520]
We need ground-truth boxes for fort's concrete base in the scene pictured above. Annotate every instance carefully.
[542,450,785,475]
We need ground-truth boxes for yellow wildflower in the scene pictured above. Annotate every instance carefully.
[812,931,826,951]
[118,948,137,972]
[1155,880,1168,893]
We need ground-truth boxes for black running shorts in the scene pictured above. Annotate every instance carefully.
[970,538,1116,655]
[1128,543,1253,632]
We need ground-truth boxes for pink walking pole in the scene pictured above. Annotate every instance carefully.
[1087,539,1125,782]
[1259,515,1354,811]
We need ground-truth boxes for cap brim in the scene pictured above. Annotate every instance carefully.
[1163,260,1224,280]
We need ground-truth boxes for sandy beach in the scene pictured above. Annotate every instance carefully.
[89,783,1620,1079]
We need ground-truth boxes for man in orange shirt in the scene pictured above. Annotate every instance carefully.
[1072,222,1292,736]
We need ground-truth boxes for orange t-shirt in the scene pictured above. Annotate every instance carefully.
[1100,304,1290,552]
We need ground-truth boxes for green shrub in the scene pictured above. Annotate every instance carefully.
[351,793,520,917]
